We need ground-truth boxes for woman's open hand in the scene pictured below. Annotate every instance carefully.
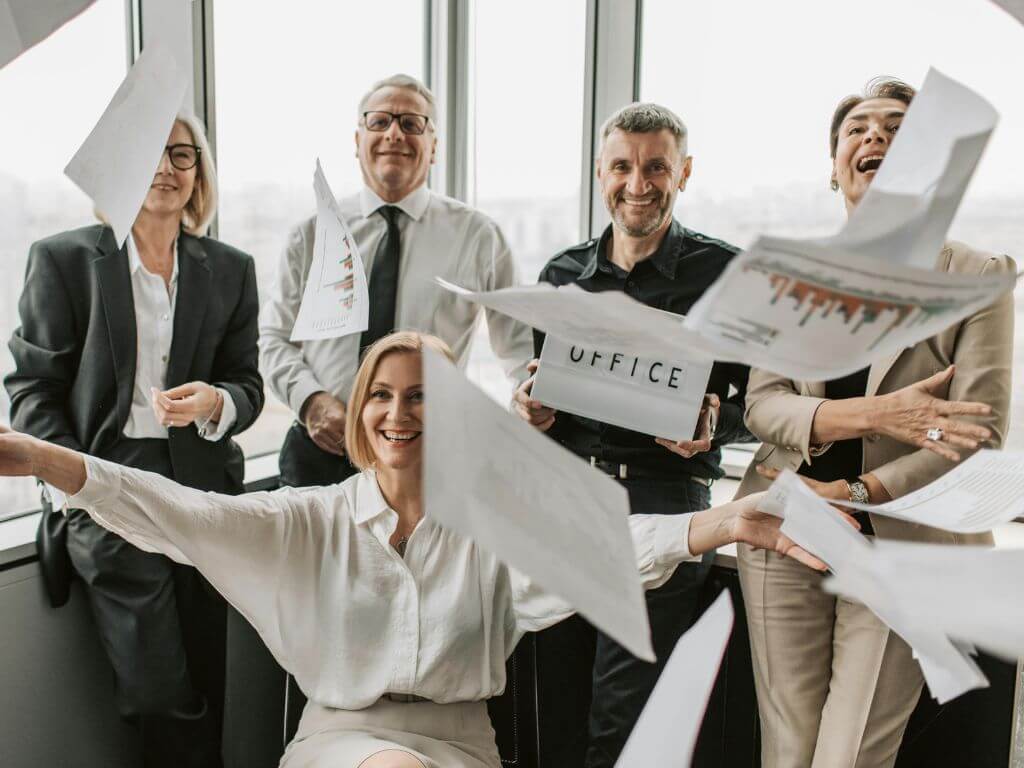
[870,365,991,461]
[729,493,828,571]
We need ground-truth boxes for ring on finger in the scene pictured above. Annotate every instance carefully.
[926,427,944,442]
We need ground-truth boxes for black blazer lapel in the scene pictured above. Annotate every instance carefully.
[167,233,211,387]
[93,227,136,431]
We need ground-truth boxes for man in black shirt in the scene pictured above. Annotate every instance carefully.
[513,102,752,768]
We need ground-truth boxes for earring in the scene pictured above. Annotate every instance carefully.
[830,178,839,192]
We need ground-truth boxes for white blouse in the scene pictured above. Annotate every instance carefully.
[68,456,699,709]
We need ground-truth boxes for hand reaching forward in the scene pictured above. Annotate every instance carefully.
[728,492,828,571]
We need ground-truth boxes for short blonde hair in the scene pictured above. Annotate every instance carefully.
[345,332,455,471]
[175,111,218,236]
[96,112,219,237]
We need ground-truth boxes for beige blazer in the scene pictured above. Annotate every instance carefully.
[736,241,1015,545]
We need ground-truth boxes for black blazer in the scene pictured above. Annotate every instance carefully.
[5,224,264,494]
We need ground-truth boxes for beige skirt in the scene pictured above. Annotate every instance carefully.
[280,698,502,768]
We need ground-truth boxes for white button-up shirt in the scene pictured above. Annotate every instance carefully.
[259,185,533,417]
[68,456,698,709]
[122,234,236,440]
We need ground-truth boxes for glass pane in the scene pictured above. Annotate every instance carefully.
[466,0,587,401]
[641,0,1024,448]
[0,0,126,515]
[213,0,425,456]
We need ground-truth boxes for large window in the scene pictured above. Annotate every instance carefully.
[641,0,1024,448]
[0,0,126,515]
[213,0,426,456]
[465,0,587,401]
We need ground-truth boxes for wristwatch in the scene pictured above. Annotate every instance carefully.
[846,478,870,504]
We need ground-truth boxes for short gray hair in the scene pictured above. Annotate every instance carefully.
[358,73,437,123]
[598,102,688,157]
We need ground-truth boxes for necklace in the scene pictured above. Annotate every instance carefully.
[395,536,409,558]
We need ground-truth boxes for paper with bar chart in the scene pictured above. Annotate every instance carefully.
[684,69,1014,381]
[685,235,1014,381]
[291,160,369,341]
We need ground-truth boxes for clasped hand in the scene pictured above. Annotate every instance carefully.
[150,381,222,429]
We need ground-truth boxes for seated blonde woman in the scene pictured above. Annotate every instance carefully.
[0,332,823,768]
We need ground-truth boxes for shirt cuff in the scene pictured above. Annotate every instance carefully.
[66,455,122,509]
[290,374,327,422]
[200,388,237,441]
[650,512,696,567]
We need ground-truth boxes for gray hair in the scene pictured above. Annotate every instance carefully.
[598,102,688,157]
[358,73,437,123]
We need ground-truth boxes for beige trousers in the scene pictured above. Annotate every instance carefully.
[738,545,925,768]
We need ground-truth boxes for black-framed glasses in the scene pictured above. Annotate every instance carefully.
[362,111,432,135]
[163,143,201,171]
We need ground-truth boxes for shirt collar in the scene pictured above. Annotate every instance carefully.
[359,184,431,222]
[127,232,179,284]
[581,219,684,282]
[351,470,393,525]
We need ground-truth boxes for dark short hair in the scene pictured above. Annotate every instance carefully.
[829,77,916,158]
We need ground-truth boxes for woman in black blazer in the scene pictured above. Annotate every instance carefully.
[4,113,263,768]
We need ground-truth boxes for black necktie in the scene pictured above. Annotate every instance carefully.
[361,205,402,352]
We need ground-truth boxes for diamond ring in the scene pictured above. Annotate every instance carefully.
[926,427,944,442]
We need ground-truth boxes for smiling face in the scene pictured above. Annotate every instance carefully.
[355,86,437,202]
[360,351,424,472]
[832,97,907,209]
[596,128,691,239]
[140,120,197,222]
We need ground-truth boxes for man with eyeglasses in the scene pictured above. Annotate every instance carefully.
[261,73,532,488]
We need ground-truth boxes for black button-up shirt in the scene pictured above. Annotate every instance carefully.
[535,219,754,480]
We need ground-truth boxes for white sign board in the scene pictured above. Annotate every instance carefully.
[532,332,712,441]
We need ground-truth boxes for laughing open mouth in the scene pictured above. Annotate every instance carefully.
[856,155,884,173]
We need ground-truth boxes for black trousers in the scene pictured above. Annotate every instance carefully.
[278,421,358,488]
[66,438,226,768]
[534,475,714,768]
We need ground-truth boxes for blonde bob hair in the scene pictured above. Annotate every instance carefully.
[94,111,218,237]
[345,332,455,471]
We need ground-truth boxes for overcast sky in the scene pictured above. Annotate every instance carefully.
[0,0,1021,203]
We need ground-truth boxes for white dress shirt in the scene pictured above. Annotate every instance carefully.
[68,457,699,709]
[122,234,236,440]
[259,185,533,417]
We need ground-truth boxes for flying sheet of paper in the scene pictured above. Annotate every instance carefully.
[63,42,187,248]
[831,450,1024,533]
[0,0,95,69]
[685,70,1013,381]
[761,471,988,702]
[615,591,733,768]
[140,0,195,110]
[436,278,717,363]
[990,0,1024,25]
[827,541,1024,663]
[531,328,713,441]
[423,348,654,662]
[837,69,998,270]
[290,160,370,341]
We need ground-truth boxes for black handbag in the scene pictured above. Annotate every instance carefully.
[35,479,73,607]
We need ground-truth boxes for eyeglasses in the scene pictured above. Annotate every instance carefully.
[361,111,432,136]
[163,143,201,171]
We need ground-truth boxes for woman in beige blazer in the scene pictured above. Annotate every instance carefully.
[736,77,1015,768]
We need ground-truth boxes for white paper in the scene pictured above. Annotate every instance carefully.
[837,70,998,270]
[832,450,1024,533]
[290,160,370,341]
[63,42,187,247]
[761,471,989,703]
[141,0,194,111]
[990,0,1024,25]
[423,348,654,662]
[615,592,733,768]
[436,278,719,364]
[684,70,1013,381]
[0,0,95,69]
[531,329,713,441]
